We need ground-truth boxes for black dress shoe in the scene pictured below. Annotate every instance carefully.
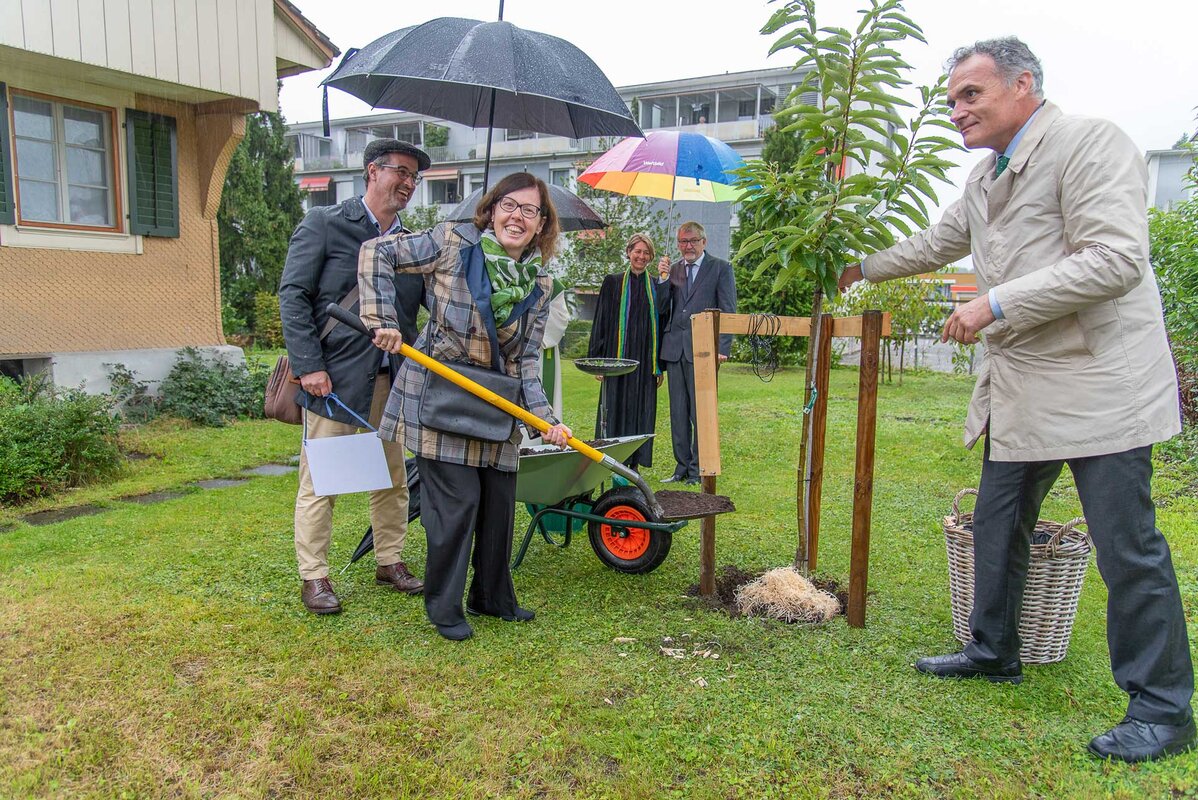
[466,605,536,622]
[684,477,700,486]
[913,651,1023,684]
[1088,716,1197,763]
[435,621,474,641]
[662,474,687,484]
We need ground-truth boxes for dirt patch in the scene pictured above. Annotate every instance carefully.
[655,490,735,520]
[192,479,249,490]
[240,464,298,477]
[119,491,189,505]
[519,438,620,456]
[21,505,106,526]
[172,658,207,686]
[686,565,846,621]
[123,449,160,461]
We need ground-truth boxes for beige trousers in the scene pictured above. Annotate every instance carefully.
[294,376,409,579]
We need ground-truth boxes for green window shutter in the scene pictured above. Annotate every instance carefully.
[125,109,179,237]
[0,84,14,225]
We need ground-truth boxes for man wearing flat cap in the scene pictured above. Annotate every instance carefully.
[279,139,430,614]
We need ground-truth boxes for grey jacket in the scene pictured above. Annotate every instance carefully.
[657,253,737,362]
[278,197,424,425]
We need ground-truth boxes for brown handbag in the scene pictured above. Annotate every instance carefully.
[264,288,362,424]
[264,355,303,424]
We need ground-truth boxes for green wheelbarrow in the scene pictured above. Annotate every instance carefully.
[514,433,688,574]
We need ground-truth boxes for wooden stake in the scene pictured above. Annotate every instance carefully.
[692,311,722,478]
[848,310,882,627]
[697,310,722,596]
[700,476,717,596]
[806,313,834,573]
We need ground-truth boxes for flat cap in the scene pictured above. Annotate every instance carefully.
[363,138,431,172]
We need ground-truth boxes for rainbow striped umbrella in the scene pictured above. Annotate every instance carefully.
[578,130,745,202]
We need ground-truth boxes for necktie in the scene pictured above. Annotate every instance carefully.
[686,263,696,291]
[995,155,1010,178]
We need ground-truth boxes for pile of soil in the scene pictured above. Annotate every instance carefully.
[655,490,735,520]
[519,438,619,456]
[686,565,847,621]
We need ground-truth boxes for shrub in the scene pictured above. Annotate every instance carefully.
[222,302,249,337]
[0,377,123,505]
[159,348,267,427]
[560,318,593,360]
[104,363,159,423]
[253,292,284,348]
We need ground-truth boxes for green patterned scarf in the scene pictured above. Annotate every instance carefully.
[617,268,659,375]
[481,230,541,325]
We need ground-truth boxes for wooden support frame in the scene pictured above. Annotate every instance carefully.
[691,310,889,627]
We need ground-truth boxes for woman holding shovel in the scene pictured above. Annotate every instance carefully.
[359,173,571,641]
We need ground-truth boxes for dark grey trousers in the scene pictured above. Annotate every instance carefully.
[964,439,1194,724]
[416,456,519,629]
[665,358,698,480]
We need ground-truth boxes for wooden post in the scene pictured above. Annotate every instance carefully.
[698,310,722,596]
[848,310,882,628]
[692,312,722,478]
[806,313,834,573]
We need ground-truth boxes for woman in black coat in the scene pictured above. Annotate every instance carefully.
[586,233,665,471]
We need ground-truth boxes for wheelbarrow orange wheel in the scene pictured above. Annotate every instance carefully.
[587,487,672,574]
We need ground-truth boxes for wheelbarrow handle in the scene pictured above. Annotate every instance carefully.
[324,303,665,517]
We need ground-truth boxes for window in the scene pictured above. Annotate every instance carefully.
[550,168,573,189]
[11,92,119,230]
[395,123,422,146]
[306,187,335,208]
[738,99,755,119]
[427,178,459,205]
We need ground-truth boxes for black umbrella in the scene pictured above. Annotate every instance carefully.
[344,458,422,569]
[446,184,607,232]
[321,15,642,188]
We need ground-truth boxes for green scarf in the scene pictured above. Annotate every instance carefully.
[481,231,541,325]
[617,268,659,375]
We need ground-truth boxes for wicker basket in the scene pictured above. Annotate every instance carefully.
[944,488,1092,664]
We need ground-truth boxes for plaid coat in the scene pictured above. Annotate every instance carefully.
[359,222,557,471]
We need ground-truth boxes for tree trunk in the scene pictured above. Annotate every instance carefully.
[793,286,825,572]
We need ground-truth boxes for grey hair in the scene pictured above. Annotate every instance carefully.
[946,37,1044,97]
[678,220,706,239]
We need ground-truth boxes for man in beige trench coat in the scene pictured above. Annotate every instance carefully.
[841,37,1194,763]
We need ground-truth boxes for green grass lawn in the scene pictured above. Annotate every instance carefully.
[2,363,1198,798]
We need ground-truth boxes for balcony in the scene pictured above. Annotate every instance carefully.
[639,118,765,143]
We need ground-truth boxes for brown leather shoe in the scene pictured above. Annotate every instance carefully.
[376,562,424,595]
[301,577,342,614]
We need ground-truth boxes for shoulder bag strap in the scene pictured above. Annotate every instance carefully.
[318,286,360,340]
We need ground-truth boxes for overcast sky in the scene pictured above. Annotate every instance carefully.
[280,0,1198,212]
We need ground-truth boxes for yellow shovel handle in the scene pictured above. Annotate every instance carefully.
[398,343,606,465]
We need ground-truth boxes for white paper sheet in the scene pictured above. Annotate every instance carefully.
[304,432,393,496]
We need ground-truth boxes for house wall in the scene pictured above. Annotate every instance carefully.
[0,84,227,356]
[0,0,278,112]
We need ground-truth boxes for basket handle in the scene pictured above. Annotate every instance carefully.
[949,488,978,524]
[1047,516,1088,556]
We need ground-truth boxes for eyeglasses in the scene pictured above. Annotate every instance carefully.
[497,196,544,220]
[678,237,704,245]
[376,163,423,185]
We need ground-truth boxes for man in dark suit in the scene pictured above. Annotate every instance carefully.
[656,222,737,485]
[279,139,427,614]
